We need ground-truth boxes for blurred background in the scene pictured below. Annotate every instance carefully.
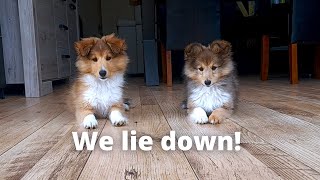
[0,0,319,97]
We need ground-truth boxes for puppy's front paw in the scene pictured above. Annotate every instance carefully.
[83,114,98,129]
[189,107,208,124]
[209,108,229,124]
[109,110,128,126]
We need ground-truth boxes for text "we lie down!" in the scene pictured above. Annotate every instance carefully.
[72,131,241,151]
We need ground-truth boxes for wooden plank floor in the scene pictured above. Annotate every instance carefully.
[1,77,320,179]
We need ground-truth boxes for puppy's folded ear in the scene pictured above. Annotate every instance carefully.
[102,33,127,55]
[210,40,232,55]
[184,43,204,60]
[74,38,96,57]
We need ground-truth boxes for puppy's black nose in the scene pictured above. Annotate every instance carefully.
[99,70,107,77]
[204,80,211,86]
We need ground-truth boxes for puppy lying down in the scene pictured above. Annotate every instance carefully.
[183,40,238,124]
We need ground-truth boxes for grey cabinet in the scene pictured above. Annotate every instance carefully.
[36,0,58,80]
[0,27,6,98]
[0,0,24,84]
[0,0,79,85]
[0,0,79,97]
[38,0,79,80]
[67,0,79,75]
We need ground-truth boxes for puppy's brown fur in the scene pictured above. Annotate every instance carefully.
[70,34,129,128]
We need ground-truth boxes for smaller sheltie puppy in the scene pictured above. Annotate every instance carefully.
[71,34,129,128]
[184,40,238,124]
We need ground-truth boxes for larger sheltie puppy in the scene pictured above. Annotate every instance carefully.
[184,40,238,124]
[71,34,129,129]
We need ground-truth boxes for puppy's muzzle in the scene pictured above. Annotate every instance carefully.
[204,80,212,86]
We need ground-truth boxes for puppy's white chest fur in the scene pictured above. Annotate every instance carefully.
[189,85,230,113]
[81,74,124,117]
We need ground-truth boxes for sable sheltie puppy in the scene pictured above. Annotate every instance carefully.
[71,34,129,128]
[184,40,238,124]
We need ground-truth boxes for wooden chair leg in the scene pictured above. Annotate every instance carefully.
[289,43,299,84]
[161,43,167,83]
[261,35,270,81]
[166,50,172,87]
[314,46,320,79]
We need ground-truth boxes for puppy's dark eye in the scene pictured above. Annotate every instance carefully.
[198,67,204,71]
[212,66,217,70]
[106,56,111,61]
[92,58,97,62]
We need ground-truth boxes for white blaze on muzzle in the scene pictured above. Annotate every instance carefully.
[101,65,108,76]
